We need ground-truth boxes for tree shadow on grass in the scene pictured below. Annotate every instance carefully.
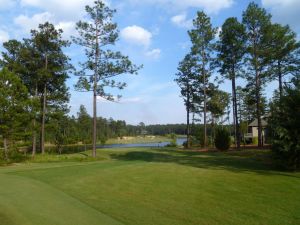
[110,148,300,177]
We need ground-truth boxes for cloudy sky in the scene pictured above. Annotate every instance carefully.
[0,0,299,125]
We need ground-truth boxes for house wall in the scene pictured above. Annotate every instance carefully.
[252,127,258,137]
[251,127,265,138]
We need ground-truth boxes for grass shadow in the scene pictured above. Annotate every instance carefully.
[110,148,300,177]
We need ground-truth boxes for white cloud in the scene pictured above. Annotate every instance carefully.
[14,12,77,39]
[262,0,300,33]
[56,21,76,39]
[121,97,143,103]
[14,12,54,32]
[0,30,9,43]
[145,49,161,59]
[171,13,192,28]
[129,0,234,14]
[121,25,161,60]
[121,25,152,47]
[20,0,97,20]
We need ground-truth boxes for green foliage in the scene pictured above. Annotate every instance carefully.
[214,127,231,151]
[166,133,177,147]
[252,137,258,145]
[0,68,30,159]
[269,77,300,170]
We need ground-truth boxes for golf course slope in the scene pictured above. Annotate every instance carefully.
[0,148,299,225]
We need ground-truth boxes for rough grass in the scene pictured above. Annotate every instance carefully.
[0,148,300,225]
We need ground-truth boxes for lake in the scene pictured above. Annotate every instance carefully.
[45,138,187,154]
[97,138,187,149]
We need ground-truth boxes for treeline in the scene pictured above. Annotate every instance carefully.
[176,2,300,157]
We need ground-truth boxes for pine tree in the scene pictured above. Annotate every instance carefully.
[73,0,141,157]
[217,17,246,149]
[242,2,272,147]
[267,24,300,99]
[0,68,29,159]
[30,22,71,154]
[175,53,198,148]
[188,11,217,147]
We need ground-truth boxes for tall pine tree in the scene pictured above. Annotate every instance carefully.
[188,11,216,147]
[217,17,246,149]
[73,0,141,157]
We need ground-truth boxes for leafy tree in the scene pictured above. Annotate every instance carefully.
[242,2,272,147]
[188,11,217,147]
[73,0,141,157]
[269,76,300,170]
[0,68,29,159]
[175,53,198,148]
[30,22,71,154]
[1,39,40,156]
[207,89,230,125]
[217,17,246,149]
[77,105,92,144]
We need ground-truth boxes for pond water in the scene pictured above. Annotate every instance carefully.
[45,138,187,154]
[97,138,187,149]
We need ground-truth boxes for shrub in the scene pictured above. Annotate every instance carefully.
[166,134,177,147]
[269,77,300,171]
[214,127,231,151]
[252,137,258,145]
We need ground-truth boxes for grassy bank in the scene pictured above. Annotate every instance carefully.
[0,148,299,225]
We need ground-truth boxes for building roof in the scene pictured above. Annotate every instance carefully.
[248,118,268,127]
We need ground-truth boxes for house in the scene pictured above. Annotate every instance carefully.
[244,117,268,144]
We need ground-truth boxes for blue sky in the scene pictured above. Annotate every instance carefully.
[0,0,299,125]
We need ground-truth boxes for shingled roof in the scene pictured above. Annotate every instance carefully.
[248,118,268,127]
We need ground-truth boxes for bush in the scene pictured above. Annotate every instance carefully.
[166,133,177,147]
[269,77,300,171]
[252,137,258,145]
[214,127,231,151]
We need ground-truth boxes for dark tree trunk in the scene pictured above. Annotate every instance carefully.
[92,23,99,158]
[186,84,191,148]
[32,85,38,157]
[278,61,283,99]
[232,74,241,149]
[41,85,47,154]
[255,72,262,147]
[41,55,48,154]
[202,49,207,148]
[3,138,8,160]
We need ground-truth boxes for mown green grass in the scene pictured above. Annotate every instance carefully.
[0,148,300,225]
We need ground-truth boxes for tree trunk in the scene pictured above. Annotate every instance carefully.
[232,75,241,149]
[92,23,99,158]
[41,54,48,154]
[278,61,283,99]
[204,79,207,148]
[32,85,38,157]
[3,138,8,160]
[202,49,207,148]
[186,84,191,149]
[232,91,237,146]
[256,73,262,147]
[41,85,47,154]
